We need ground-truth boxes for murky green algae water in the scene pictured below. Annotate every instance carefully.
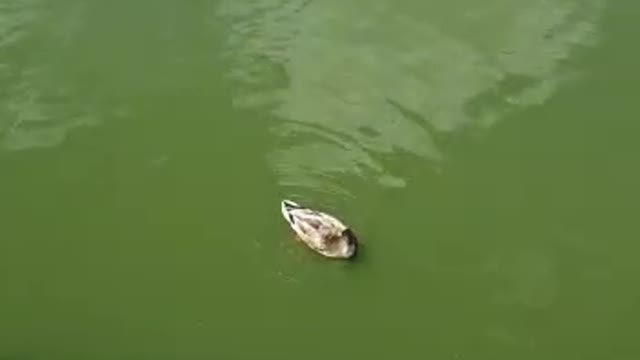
[1,0,639,359]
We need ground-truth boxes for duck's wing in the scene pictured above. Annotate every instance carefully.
[294,217,332,250]
[317,212,347,232]
[292,211,324,234]
[296,218,319,237]
[289,208,346,235]
[292,209,339,237]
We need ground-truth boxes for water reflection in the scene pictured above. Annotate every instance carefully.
[217,0,604,194]
[0,0,98,151]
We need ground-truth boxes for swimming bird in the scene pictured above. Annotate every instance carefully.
[280,200,358,259]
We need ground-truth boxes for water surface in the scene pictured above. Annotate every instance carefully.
[1,0,639,359]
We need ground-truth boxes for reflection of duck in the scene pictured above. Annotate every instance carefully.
[281,200,358,259]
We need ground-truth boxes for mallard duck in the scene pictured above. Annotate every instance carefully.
[281,200,358,259]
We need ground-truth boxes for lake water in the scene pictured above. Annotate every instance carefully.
[1,0,638,359]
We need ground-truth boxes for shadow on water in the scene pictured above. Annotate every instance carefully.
[216,0,605,202]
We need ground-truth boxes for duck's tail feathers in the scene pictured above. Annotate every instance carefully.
[281,200,302,225]
[281,199,302,211]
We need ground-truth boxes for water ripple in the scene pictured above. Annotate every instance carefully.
[217,0,604,196]
[0,0,98,151]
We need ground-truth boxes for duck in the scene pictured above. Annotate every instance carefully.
[280,199,358,259]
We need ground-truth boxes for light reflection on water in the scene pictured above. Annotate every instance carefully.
[0,0,605,182]
[217,0,604,195]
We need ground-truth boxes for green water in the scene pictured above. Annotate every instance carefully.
[1,0,639,358]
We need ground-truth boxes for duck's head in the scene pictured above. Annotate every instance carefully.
[341,228,359,259]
